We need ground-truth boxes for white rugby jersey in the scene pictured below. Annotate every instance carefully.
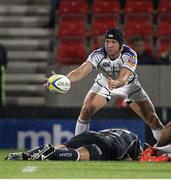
[87,45,138,87]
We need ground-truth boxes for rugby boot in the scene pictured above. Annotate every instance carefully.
[5,152,30,160]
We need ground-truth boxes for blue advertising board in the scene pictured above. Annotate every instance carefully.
[0,118,145,149]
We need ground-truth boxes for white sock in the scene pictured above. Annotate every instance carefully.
[156,143,171,154]
[152,127,163,141]
[75,118,90,136]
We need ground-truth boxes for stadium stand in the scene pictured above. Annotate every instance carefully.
[157,0,171,14]
[124,14,152,26]
[156,15,171,37]
[58,16,87,37]
[123,20,153,38]
[92,0,121,14]
[123,0,154,39]
[58,0,88,16]
[56,0,171,65]
[92,15,118,36]
[124,0,153,14]
[0,0,51,105]
[56,0,89,64]
[57,38,87,64]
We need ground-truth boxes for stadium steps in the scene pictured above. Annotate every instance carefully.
[0,0,51,106]
[0,0,48,5]
[7,96,45,106]
[8,62,47,73]
[0,16,49,27]
[0,39,50,50]
[6,85,45,96]
[8,50,49,61]
[0,5,50,16]
[6,74,46,84]
[0,28,51,38]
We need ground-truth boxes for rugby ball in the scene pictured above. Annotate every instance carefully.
[47,74,71,94]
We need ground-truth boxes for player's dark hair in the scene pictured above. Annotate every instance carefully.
[105,28,124,49]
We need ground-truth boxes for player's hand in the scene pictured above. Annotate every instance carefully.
[107,77,120,90]
[43,70,56,87]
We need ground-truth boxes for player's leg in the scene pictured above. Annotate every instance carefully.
[23,145,102,161]
[5,152,30,160]
[126,83,164,141]
[46,144,105,161]
[75,92,107,135]
[157,122,171,146]
[5,144,82,161]
[5,144,54,161]
[129,99,163,141]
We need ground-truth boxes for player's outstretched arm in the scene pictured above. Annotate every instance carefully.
[67,62,93,83]
[108,67,133,89]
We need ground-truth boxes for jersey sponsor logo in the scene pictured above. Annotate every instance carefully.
[59,153,72,157]
[127,57,136,67]
[102,62,111,67]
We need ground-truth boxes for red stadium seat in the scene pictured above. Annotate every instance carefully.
[57,38,87,65]
[58,0,88,15]
[92,15,118,36]
[124,21,153,38]
[157,21,171,37]
[158,14,171,23]
[58,16,87,37]
[124,14,152,25]
[124,0,153,14]
[156,14,171,37]
[157,0,171,14]
[92,0,121,14]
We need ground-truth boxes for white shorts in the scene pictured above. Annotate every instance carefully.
[89,79,149,103]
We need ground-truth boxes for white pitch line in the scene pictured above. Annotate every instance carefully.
[22,166,38,173]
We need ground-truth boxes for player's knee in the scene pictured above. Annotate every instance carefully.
[83,144,105,160]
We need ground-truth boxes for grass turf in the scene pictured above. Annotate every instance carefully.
[1,150,171,179]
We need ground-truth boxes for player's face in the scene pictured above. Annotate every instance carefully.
[105,39,120,58]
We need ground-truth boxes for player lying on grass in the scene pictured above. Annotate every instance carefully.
[140,121,171,162]
[5,128,142,161]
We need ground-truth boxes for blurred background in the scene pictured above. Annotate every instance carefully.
[0,0,171,150]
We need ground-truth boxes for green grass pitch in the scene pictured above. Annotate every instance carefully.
[1,150,171,179]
